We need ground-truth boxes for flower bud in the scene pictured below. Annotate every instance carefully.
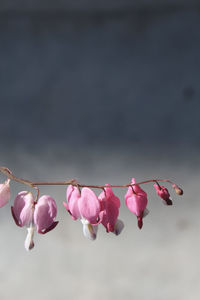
[0,179,11,207]
[172,184,183,195]
[153,184,173,205]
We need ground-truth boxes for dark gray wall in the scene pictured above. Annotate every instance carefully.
[0,0,200,12]
[1,8,200,153]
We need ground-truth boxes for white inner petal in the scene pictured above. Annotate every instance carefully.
[82,223,98,241]
[81,218,89,225]
[114,219,124,236]
[24,225,35,251]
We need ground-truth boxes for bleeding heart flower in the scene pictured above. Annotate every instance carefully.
[11,191,58,251]
[125,178,148,229]
[64,185,102,240]
[0,179,11,207]
[98,185,124,235]
[153,184,172,205]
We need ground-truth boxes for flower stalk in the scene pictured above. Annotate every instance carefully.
[0,166,183,193]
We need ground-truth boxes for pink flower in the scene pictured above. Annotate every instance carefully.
[153,184,172,205]
[98,185,124,235]
[11,191,58,251]
[0,179,11,207]
[64,185,102,240]
[125,178,148,229]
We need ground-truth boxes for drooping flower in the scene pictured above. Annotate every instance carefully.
[11,191,58,251]
[0,179,11,207]
[64,185,102,240]
[125,178,148,229]
[98,185,124,235]
[153,184,172,205]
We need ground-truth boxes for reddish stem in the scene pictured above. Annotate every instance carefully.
[0,166,182,194]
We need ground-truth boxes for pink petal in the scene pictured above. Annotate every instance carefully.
[125,193,147,217]
[131,178,147,196]
[104,201,119,232]
[79,188,101,224]
[125,178,148,217]
[125,179,148,221]
[12,191,34,227]
[38,221,59,234]
[0,179,11,208]
[99,185,120,208]
[34,195,58,234]
[64,185,81,220]
[153,184,170,201]
[99,186,120,232]
[11,206,22,227]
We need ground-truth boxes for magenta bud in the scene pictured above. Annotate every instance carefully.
[0,179,11,207]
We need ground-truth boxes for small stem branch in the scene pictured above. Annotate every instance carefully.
[31,181,76,186]
[69,179,174,189]
[0,166,180,192]
[0,167,34,187]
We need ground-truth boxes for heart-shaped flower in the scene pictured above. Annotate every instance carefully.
[11,191,58,251]
[125,178,148,229]
[64,186,102,240]
[98,185,124,235]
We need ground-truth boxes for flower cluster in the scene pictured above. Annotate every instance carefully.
[0,167,183,251]
[63,184,124,240]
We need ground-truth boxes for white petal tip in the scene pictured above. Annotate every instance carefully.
[114,219,124,236]
[25,241,34,251]
[24,226,35,251]
[82,223,98,241]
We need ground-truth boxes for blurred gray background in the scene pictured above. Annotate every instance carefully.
[0,1,200,300]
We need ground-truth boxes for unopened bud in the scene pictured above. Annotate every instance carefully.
[172,184,183,195]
